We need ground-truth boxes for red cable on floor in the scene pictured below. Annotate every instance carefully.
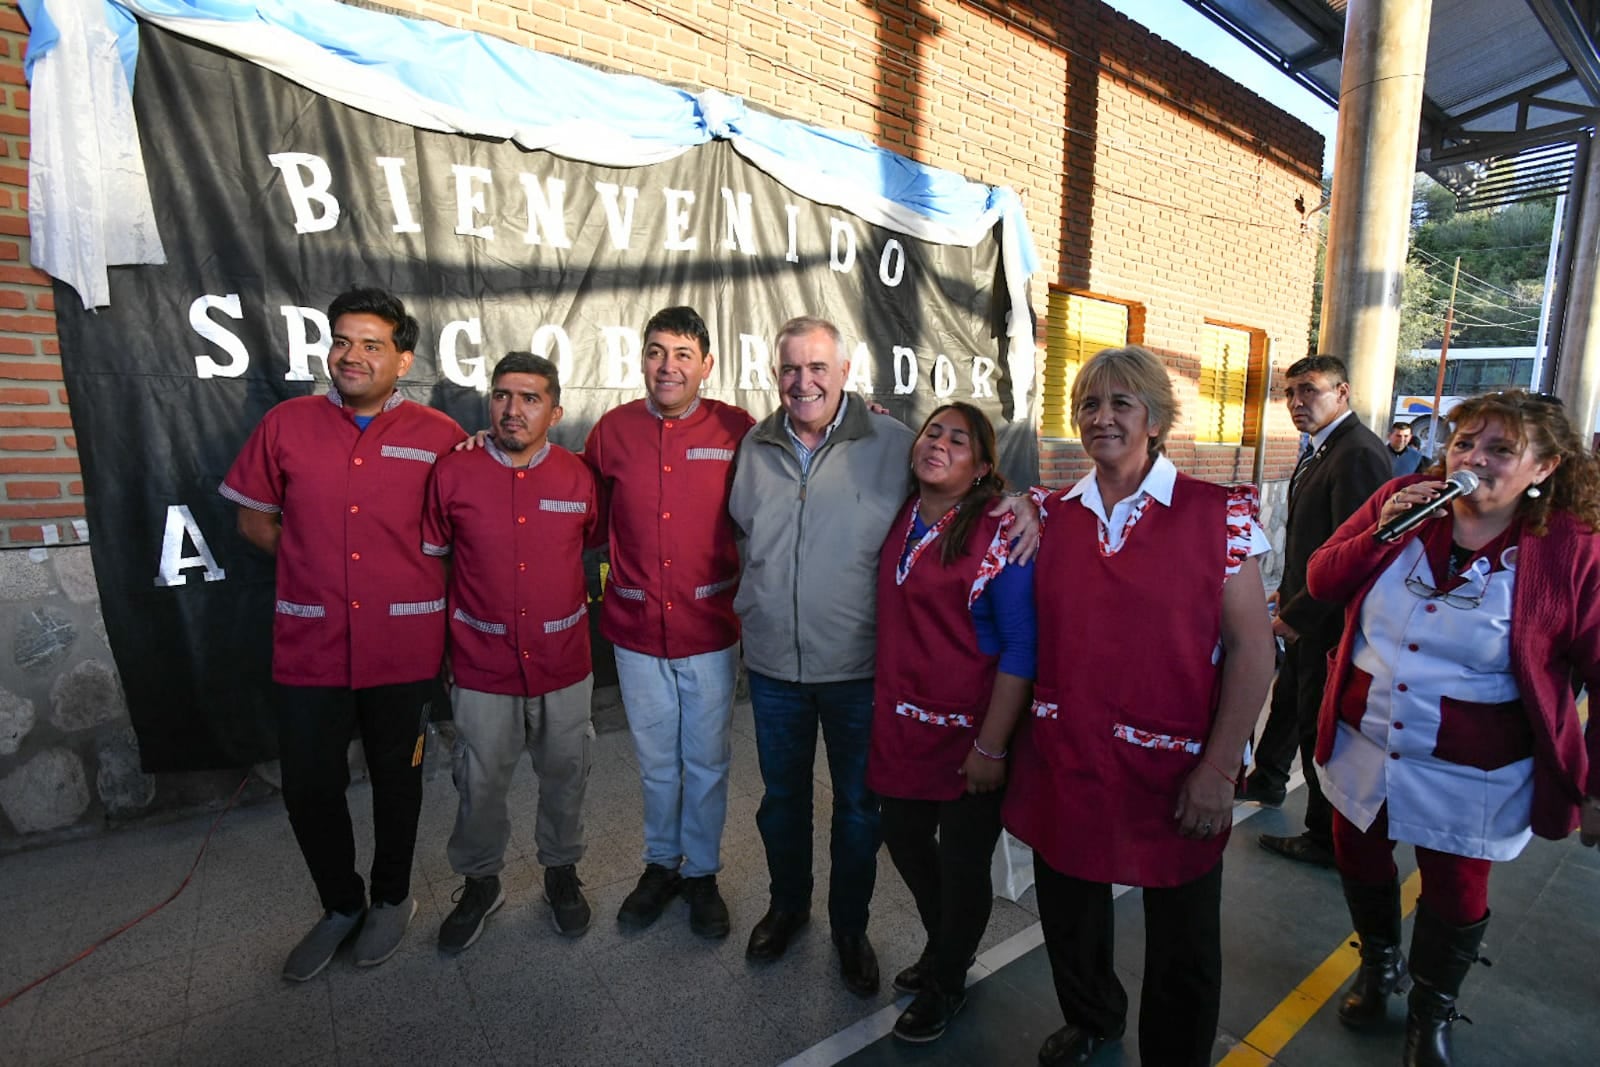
[0,773,251,1010]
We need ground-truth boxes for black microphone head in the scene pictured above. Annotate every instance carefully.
[1447,469,1480,495]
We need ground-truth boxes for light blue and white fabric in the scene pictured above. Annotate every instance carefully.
[25,0,1038,411]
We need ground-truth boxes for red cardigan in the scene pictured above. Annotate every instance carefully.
[1307,474,1600,840]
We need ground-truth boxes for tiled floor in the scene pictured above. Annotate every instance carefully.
[0,698,1040,1066]
[3,697,1598,1066]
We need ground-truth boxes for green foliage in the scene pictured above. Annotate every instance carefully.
[1402,176,1553,350]
[1393,354,1440,395]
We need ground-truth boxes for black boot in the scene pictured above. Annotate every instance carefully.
[1337,878,1410,1029]
[1403,907,1489,1067]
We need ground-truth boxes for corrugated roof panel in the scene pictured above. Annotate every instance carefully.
[1426,3,1564,113]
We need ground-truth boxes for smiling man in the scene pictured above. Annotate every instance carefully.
[221,287,465,981]
[582,306,755,938]
[1245,355,1390,869]
[423,352,599,952]
[728,315,917,996]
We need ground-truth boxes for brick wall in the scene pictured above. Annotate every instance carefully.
[0,3,80,548]
[0,0,1322,545]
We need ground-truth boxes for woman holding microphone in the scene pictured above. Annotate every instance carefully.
[1307,390,1600,1067]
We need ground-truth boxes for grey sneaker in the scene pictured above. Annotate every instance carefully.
[438,876,505,955]
[544,864,591,937]
[282,909,363,982]
[353,896,417,967]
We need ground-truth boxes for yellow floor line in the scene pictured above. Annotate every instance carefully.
[1218,870,1422,1066]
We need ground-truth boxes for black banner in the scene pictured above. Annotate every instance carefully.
[54,25,1034,772]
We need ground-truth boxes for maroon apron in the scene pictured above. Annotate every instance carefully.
[1003,474,1229,887]
[867,498,1003,802]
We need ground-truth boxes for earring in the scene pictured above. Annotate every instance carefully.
[972,475,983,486]
[1526,484,1543,499]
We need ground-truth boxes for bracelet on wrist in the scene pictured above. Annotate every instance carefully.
[973,738,1008,761]
[1201,752,1239,783]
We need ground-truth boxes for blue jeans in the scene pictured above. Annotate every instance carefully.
[746,671,880,935]
[613,643,739,878]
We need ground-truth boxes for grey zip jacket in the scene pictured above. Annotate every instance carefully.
[729,394,914,683]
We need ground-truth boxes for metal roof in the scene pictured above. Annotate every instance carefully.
[1182,0,1600,185]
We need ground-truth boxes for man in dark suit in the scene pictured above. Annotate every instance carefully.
[1243,355,1391,867]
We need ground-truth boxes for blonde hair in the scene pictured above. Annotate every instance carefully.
[1070,345,1178,455]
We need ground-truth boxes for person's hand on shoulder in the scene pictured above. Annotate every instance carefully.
[991,492,1041,563]
[454,430,491,452]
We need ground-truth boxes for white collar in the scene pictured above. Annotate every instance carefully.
[1309,409,1353,452]
[1065,453,1177,508]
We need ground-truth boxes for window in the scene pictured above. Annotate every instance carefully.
[1195,322,1253,445]
[1042,291,1131,438]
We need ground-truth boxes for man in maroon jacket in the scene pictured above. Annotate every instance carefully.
[221,287,465,981]
[583,306,754,938]
[424,353,599,952]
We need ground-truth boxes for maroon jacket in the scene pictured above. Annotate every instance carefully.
[1308,474,1600,839]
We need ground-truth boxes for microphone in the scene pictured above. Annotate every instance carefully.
[1374,469,1479,543]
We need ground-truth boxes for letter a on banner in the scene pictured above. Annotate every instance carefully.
[154,505,227,587]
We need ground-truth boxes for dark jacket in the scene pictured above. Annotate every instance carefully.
[1277,412,1391,643]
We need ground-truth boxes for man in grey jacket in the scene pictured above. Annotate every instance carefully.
[729,316,910,997]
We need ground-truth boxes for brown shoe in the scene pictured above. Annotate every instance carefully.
[1259,832,1337,868]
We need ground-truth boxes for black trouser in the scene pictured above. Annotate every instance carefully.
[880,789,1005,993]
[1034,852,1223,1067]
[277,680,432,914]
[1248,635,1334,844]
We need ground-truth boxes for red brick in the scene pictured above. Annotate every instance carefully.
[5,481,60,499]
[0,456,78,473]
[0,501,84,519]
[7,523,43,542]
[0,240,19,262]
[33,290,50,311]
[0,164,23,187]
[0,312,54,333]
[0,434,57,450]
[41,339,58,356]
[0,387,48,404]
[0,337,37,356]
[0,411,70,427]
[0,9,26,32]
[67,479,82,495]
[0,358,58,379]
[0,290,25,309]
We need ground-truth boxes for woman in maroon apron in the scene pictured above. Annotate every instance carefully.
[1306,391,1600,1067]
[867,402,1035,1044]
[1003,345,1275,1067]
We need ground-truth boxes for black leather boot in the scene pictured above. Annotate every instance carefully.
[1403,907,1489,1067]
[1337,878,1411,1028]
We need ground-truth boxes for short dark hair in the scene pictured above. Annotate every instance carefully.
[1389,420,1412,433]
[326,287,419,353]
[491,352,562,405]
[1285,354,1349,385]
[644,306,711,355]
